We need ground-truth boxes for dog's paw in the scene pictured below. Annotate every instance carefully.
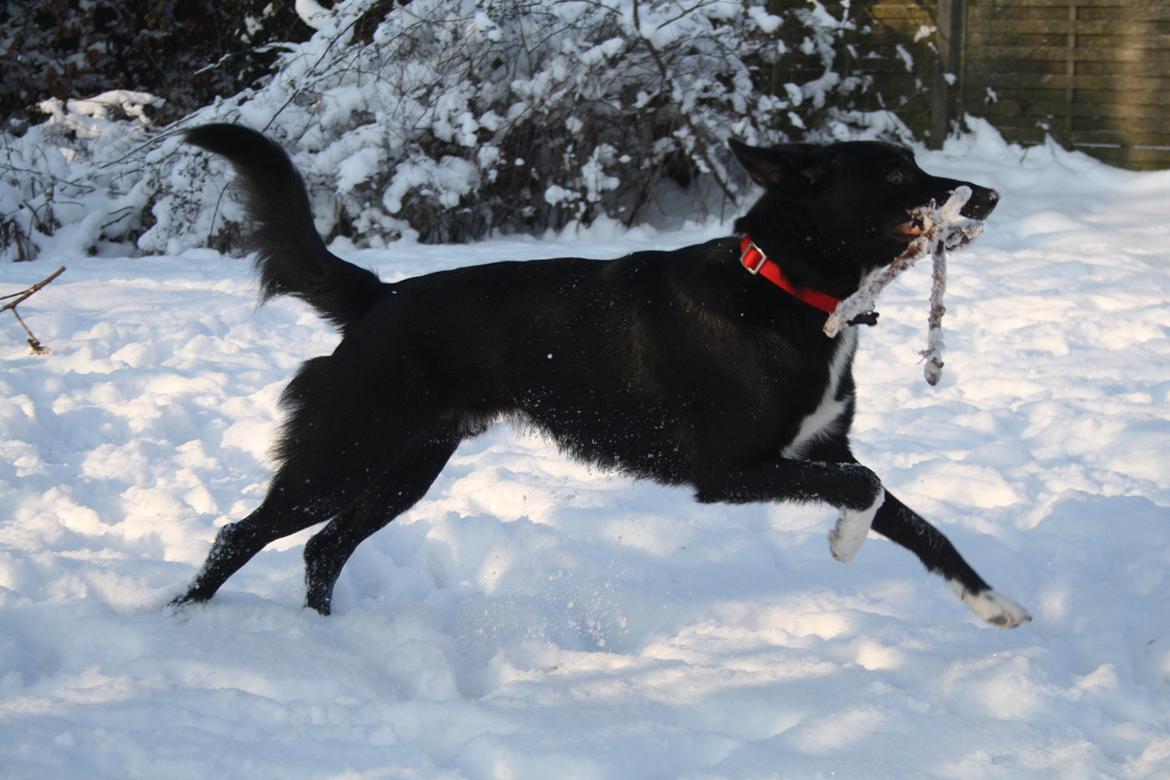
[829,489,885,563]
[950,582,1032,628]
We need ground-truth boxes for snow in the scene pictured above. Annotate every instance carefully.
[294,0,332,31]
[3,125,1170,777]
[747,6,783,34]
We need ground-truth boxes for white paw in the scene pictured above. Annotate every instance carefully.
[830,488,885,563]
[950,581,1032,628]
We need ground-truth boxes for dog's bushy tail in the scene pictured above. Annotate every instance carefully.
[185,123,382,331]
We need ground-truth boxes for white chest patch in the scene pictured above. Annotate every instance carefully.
[782,328,858,459]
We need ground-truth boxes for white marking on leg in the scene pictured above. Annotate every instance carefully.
[948,580,1032,628]
[830,487,885,563]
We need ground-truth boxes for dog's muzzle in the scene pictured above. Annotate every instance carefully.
[961,186,999,221]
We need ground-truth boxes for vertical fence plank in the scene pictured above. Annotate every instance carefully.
[1064,0,1077,144]
[858,0,1170,169]
[931,0,965,145]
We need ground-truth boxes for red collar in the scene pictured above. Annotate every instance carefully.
[739,235,841,315]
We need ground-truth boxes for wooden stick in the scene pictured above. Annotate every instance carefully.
[2,265,65,355]
[922,243,947,386]
[823,187,984,386]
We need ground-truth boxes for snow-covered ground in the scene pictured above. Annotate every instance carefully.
[2,126,1169,778]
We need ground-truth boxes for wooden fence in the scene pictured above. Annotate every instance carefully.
[834,0,1170,170]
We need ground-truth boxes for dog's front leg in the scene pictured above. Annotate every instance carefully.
[811,442,1030,627]
[828,486,886,563]
[696,459,1029,627]
[871,493,1031,627]
[695,458,884,562]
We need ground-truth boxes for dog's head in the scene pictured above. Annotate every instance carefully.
[730,140,998,295]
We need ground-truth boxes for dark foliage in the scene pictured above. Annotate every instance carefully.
[0,0,320,126]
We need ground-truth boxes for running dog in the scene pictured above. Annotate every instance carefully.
[172,124,1030,627]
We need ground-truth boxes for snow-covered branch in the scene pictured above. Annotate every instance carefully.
[2,0,904,260]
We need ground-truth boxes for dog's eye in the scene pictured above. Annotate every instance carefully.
[886,170,906,186]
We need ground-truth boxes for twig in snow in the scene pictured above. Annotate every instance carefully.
[2,266,65,355]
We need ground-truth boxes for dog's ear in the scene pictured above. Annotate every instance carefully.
[729,140,826,193]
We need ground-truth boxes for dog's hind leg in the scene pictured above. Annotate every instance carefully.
[302,430,461,615]
[170,470,342,608]
[871,493,1031,628]
[171,357,388,608]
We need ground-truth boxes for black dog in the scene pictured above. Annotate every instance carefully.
[173,124,1030,627]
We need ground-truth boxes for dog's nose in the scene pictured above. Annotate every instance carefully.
[961,186,999,220]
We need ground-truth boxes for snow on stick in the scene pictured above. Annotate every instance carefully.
[922,242,947,386]
[822,186,983,385]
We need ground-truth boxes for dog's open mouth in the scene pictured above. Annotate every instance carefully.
[894,216,980,249]
[892,214,927,240]
[893,207,981,249]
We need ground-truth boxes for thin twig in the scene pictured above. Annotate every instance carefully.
[2,266,65,355]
